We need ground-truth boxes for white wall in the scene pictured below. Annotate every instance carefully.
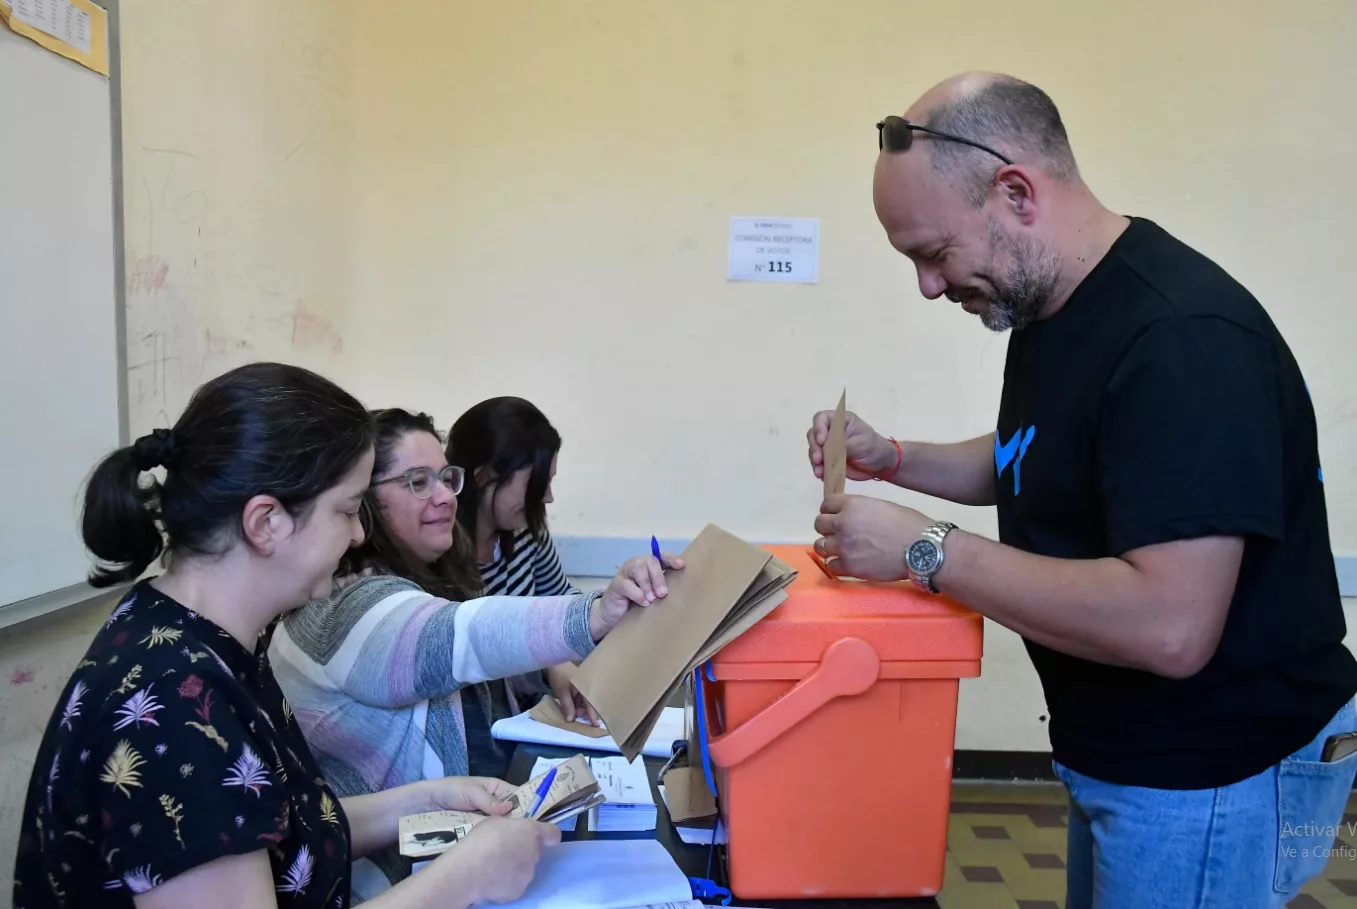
[119,0,356,438]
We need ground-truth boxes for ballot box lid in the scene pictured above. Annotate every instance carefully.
[711,544,983,674]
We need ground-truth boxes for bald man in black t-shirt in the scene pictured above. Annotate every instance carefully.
[808,72,1357,908]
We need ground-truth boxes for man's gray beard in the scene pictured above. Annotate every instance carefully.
[982,221,1062,333]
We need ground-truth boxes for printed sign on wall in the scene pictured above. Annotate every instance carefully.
[727,216,819,284]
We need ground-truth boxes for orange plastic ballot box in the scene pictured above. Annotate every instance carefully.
[698,544,983,900]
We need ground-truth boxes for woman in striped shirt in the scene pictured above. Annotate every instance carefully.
[445,397,599,728]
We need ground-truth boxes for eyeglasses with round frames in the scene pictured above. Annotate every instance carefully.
[371,465,465,499]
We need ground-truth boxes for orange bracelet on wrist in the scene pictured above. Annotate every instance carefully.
[875,437,903,481]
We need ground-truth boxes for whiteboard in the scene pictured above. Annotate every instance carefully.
[0,4,124,614]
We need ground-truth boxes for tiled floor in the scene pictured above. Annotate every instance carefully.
[941,782,1357,909]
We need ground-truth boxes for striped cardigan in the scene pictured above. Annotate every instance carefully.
[267,573,599,901]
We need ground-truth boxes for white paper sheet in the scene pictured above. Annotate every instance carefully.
[481,840,690,909]
[588,755,658,832]
[530,756,568,776]
[492,705,685,759]
[11,0,92,54]
[591,756,654,805]
[727,216,819,283]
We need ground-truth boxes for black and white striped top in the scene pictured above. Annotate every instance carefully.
[479,529,580,598]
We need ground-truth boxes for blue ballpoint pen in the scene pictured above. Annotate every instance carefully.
[528,767,557,817]
[651,535,662,563]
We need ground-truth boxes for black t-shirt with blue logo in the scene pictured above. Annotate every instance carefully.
[996,216,1357,790]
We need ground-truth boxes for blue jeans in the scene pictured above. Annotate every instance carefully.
[1055,696,1357,909]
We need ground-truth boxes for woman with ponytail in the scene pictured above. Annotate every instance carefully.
[14,363,560,909]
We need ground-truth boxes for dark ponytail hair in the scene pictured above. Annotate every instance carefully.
[445,397,561,562]
[339,408,482,602]
[82,362,375,587]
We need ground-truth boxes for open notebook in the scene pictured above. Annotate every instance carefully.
[412,840,692,909]
[492,840,689,908]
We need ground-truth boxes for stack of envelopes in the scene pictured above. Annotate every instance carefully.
[573,524,797,762]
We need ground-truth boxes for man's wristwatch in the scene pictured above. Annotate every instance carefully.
[905,521,957,593]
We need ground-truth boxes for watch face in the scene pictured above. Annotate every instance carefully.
[907,539,941,574]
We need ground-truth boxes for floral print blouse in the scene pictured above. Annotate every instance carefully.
[12,582,352,908]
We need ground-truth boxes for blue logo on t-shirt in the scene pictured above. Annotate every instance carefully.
[996,425,1036,495]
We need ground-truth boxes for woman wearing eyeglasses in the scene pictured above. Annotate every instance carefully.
[265,408,681,903]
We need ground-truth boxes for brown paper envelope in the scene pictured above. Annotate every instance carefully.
[664,766,719,823]
[623,692,679,759]
[824,389,848,498]
[573,524,772,758]
[617,566,793,758]
[528,694,611,739]
[663,586,791,763]
[693,588,788,668]
[647,589,788,762]
[722,561,795,628]
[705,576,794,650]
[730,557,795,613]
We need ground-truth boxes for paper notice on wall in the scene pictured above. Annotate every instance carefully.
[13,0,91,53]
[727,216,819,284]
[1,0,108,76]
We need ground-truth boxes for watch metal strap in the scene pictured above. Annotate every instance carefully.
[916,521,957,592]
[924,521,957,548]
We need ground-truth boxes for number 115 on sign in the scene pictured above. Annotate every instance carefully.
[727,217,820,284]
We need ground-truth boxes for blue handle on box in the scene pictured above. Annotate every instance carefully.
[693,662,719,799]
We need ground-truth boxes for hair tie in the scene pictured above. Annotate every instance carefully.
[132,428,178,472]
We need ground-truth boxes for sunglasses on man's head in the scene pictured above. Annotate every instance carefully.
[876,114,1014,166]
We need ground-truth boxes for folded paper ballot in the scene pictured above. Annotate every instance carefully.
[527,758,581,831]
[658,765,717,824]
[659,784,727,847]
[529,691,611,738]
[504,753,604,824]
[573,524,797,761]
[824,388,848,498]
[491,699,686,758]
[398,754,603,858]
